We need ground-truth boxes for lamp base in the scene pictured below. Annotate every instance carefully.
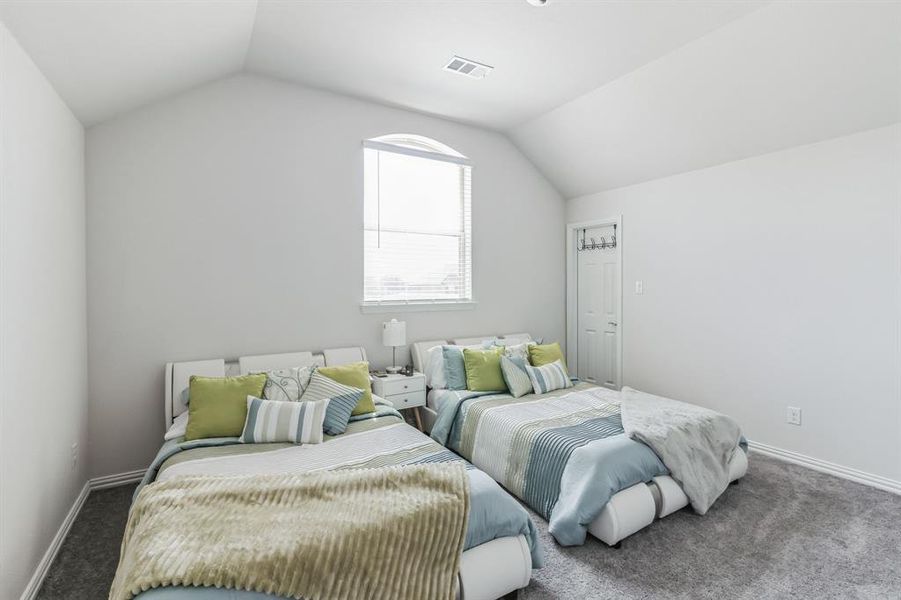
[386,366,403,374]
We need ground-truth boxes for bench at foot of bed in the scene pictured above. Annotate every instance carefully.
[589,447,749,547]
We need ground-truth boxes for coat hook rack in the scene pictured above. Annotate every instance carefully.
[577,223,616,252]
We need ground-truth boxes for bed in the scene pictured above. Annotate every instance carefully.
[412,335,748,548]
[122,348,540,600]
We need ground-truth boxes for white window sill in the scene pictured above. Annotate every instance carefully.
[360,301,478,314]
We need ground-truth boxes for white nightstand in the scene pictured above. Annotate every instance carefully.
[371,372,427,431]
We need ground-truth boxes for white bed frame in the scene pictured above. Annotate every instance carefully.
[410,334,749,548]
[164,347,531,600]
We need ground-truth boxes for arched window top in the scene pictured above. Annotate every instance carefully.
[369,133,466,158]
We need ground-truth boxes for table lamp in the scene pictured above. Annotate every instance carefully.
[382,319,406,374]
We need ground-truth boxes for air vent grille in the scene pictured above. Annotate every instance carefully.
[444,55,493,79]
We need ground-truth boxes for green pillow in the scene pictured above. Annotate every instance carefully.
[185,374,267,440]
[317,361,375,415]
[463,347,506,392]
[529,342,566,367]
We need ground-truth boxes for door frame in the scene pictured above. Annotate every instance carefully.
[565,216,623,389]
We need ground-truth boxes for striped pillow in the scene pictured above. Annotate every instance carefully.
[239,396,327,444]
[525,359,573,395]
[300,372,364,435]
[260,365,316,402]
[500,355,533,398]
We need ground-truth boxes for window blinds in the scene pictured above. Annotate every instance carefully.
[363,141,472,305]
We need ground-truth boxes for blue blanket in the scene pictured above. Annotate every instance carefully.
[431,384,669,545]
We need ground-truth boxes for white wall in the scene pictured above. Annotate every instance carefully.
[86,74,564,478]
[568,124,901,482]
[0,22,88,600]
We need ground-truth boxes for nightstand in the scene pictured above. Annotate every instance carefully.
[371,372,426,431]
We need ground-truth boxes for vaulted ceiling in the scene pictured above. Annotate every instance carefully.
[2,0,898,198]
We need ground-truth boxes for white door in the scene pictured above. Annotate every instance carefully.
[576,225,620,389]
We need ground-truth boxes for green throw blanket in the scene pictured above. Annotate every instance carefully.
[109,464,470,600]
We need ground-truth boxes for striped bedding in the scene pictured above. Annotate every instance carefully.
[131,405,541,600]
[430,382,672,545]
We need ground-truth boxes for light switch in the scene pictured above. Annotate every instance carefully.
[634,280,644,295]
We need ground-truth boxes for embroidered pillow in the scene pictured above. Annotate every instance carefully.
[260,365,316,402]
[500,355,532,398]
[239,396,328,444]
[300,371,364,435]
[525,359,573,395]
[500,342,533,363]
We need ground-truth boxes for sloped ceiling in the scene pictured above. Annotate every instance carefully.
[510,1,901,197]
[1,1,898,199]
[0,1,257,125]
[0,0,765,129]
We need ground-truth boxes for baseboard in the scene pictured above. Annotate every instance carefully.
[18,447,899,600]
[89,469,145,490]
[18,481,90,600]
[748,440,901,495]
[18,470,145,600]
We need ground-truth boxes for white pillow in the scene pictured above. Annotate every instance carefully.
[425,345,447,389]
[260,365,316,402]
[164,411,189,441]
[501,342,532,363]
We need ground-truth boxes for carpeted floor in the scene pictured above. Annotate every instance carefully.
[37,453,901,600]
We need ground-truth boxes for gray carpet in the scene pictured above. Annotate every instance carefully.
[36,454,901,600]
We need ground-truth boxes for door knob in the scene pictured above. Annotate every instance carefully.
[608,321,618,326]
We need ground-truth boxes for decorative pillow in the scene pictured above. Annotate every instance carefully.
[184,374,267,440]
[462,347,506,392]
[425,345,447,389]
[500,342,533,363]
[164,411,189,441]
[239,396,328,444]
[316,361,375,415]
[300,371,364,435]
[442,346,468,390]
[500,355,532,398]
[528,342,566,367]
[260,365,316,402]
[525,359,573,394]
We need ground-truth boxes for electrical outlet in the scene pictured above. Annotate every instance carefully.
[786,406,801,426]
[634,280,644,295]
[71,442,78,468]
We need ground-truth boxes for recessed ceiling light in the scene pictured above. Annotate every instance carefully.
[526,0,549,6]
[444,56,494,79]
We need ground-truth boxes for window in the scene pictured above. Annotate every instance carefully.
[362,134,473,310]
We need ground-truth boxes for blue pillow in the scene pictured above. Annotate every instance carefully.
[300,372,364,435]
[442,346,468,390]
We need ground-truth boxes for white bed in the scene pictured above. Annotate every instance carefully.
[163,346,533,600]
[411,335,748,548]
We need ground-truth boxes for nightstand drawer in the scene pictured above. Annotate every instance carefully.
[387,391,426,409]
[381,377,425,396]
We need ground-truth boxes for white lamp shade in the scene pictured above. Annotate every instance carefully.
[382,319,406,347]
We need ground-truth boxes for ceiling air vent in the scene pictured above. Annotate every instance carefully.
[444,56,493,79]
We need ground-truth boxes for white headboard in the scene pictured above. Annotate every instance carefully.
[410,333,533,378]
[411,339,447,374]
[164,346,366,427]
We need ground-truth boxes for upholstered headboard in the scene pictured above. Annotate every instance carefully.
[164,346,366,427]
